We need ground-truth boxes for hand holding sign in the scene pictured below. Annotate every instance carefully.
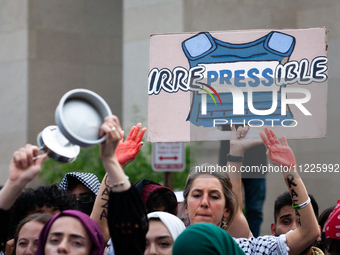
[260,127,296,167]
[229,125,263,156]
[116,123,146,168]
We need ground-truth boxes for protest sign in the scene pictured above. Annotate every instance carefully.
[148,28,328,142]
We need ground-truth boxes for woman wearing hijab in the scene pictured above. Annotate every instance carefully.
[145,211,185,255]
[104,211,187,255]
[35,210,105,255]
[173,223,245,255]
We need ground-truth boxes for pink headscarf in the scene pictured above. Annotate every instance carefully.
[35,210,105,255]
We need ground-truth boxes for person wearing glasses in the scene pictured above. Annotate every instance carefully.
[59,172,101,215]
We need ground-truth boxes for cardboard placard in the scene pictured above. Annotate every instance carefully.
[148,28,328,142]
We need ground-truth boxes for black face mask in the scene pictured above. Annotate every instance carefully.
[74,200,94,216]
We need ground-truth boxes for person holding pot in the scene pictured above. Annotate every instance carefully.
[0,144,48,253]
[96,115,149,255]
[90,122,146,243]
[0,145,76,254]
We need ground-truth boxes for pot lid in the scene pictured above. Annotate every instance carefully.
[37,126,80,159]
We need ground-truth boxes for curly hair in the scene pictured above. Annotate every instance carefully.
[9,188,37,238]
[33,183,75,211]
[8,184,75,239]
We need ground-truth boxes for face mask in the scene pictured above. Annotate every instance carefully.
[74,200,94,215]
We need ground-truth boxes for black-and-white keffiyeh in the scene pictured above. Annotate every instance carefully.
[234,234,290,255]
[59,172,101,197]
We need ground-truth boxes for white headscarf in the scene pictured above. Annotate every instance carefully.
[147,211,186,241]
[106,211,186,255]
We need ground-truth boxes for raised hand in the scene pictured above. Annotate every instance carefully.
[116,123,146,168]
[0,144,47,210]
[9,144,47,185]
[99,115,123,159]
[229,125,263,155]
[259,127,296,167]
[99,116,132,194]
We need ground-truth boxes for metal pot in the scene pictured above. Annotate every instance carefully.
[37,126,80,163]
[55,89,112,147]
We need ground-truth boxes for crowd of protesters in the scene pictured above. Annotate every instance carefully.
[0,115,339,255]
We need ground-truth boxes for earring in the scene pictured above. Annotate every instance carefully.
[221,218,228,230]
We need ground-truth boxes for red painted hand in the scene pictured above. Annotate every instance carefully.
[259,127,296,167]
[116,123,146,168]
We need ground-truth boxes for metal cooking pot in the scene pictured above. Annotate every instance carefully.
[55,89,112,147]
[37,126,80,163]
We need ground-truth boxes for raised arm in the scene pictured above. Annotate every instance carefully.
[90,116,129,242]
[90,173,111,242]
[0,144,47,210]
[0,144,47,252]
[92,116,148,255]
[91,122,146,243]
[260,127,319,255]
[99,115,129,191]
[227,126,263,238]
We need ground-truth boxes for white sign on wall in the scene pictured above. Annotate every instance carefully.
[152,142,186,172]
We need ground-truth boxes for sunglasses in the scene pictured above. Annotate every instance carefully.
[74,193,94,204]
